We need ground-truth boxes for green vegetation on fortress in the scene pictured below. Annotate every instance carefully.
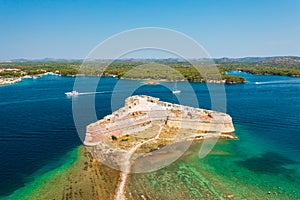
[1,57,300,83]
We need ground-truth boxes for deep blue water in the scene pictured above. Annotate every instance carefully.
[0,72,299,197]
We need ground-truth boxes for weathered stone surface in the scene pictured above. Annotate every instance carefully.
[84,95,235,146]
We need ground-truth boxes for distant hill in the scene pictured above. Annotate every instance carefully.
[214,57,269,63]
[2,56,300,65]
[7,58,83,63]
[256,56,300,66]
[214,56,300,64]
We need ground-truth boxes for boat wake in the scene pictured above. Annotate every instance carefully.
[78,91,112,95]
[254,79,300,85]
[65,91,112,97]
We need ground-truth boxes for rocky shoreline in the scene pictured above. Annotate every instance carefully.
[0,77,21,86]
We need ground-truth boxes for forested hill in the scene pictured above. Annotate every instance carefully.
[1,56,300,83]
[217,57,300,76]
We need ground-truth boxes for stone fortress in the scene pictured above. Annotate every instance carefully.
[84,95,235,146]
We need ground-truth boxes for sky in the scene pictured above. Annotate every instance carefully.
[0,0,300,60]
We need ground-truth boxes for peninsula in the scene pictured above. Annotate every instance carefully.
[84,95,236,199]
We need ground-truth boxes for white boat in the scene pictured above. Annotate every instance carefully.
[172,90,181,94]
[65,90,79,96]
[172,82,181,94]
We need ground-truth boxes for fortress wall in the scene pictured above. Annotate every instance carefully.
[105,115,149,128]
[87,116,232,139]
[168,117,210,123]
[148,110,170,119]
[121,123,152,134]
[115,117,150,128]
[87,143,127,169]
[86,117,152,138]
[167,120,208,130]
[110,107,129,119]
[168,116,233,124]
[167,120,234,133]
[219,123,235,133]
[84,96,235,146]
[94,119,151,134]
[84,132,108,146]
[109,119,151,133]
[112,109,128,119]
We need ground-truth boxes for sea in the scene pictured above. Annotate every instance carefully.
[0,72,299,199]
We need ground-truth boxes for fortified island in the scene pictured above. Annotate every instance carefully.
[85,95,235,147]
[84,95,236,199]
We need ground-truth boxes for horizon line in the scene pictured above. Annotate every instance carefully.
[1,55,300,63]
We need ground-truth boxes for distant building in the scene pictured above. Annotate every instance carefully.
[4,68,21,72]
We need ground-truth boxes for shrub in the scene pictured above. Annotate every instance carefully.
[111,135,118,141]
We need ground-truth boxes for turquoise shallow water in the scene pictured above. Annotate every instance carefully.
[0,72,299,198]
[128,125,300,199]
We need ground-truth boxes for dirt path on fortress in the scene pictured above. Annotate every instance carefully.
[114,125,163,200]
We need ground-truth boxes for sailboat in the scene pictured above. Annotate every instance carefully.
[172,82,181,94]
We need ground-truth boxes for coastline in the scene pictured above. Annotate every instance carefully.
[120,76,241,84]
[0,72,60,86]
[0,78,22,86]
[3,70,299,86]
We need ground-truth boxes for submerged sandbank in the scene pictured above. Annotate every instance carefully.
[3,146,119,200]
